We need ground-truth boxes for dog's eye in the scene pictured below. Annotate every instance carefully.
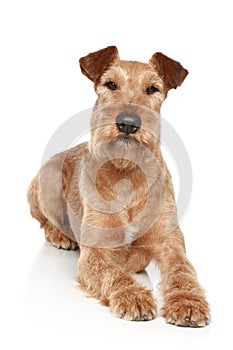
[146,86,159,94]
[105,81,117,90]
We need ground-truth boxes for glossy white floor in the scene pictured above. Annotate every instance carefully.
[22,240,213,350]
[9,225,229,350]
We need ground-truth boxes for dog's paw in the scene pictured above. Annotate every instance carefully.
[163,293,211,327]
[45,230,78,250]
[51,237,78,250]
[109,286,157,321]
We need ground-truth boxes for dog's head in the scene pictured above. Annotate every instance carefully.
[79,46,188,170]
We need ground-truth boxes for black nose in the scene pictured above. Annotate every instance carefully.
[116,113,141,135]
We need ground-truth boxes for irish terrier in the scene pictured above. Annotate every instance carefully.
[27,46,210,327]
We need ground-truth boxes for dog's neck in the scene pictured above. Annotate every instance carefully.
[80,143,165,200]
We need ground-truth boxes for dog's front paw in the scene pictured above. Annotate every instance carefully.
[109,286,157,321]
[164,293,211,327]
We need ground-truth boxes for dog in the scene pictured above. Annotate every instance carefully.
[27,46,210,326]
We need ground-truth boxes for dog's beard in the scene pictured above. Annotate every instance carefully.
[89,135,155,171]
[108,138,139,170]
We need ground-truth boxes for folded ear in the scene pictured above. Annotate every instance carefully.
[79,46,119,83]
[149,52,188,90]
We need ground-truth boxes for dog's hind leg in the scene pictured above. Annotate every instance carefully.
[43,221,78,250]
[27,154,78,250]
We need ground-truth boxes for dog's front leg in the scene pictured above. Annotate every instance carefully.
[155,228,211,327]
[77,246,157,321]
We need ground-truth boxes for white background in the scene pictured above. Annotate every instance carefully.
[1,0,232,349]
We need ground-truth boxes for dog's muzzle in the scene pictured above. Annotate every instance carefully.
[116,113,141,135]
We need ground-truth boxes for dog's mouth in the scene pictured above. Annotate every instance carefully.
[118,136,133,143]
[116,135,138,144]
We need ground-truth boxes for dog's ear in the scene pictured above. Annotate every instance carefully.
[79,46,119,83]
[149,52,188,90]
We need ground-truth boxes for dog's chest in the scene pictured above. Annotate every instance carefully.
[95,165,149,218]
[79,158,164,238]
